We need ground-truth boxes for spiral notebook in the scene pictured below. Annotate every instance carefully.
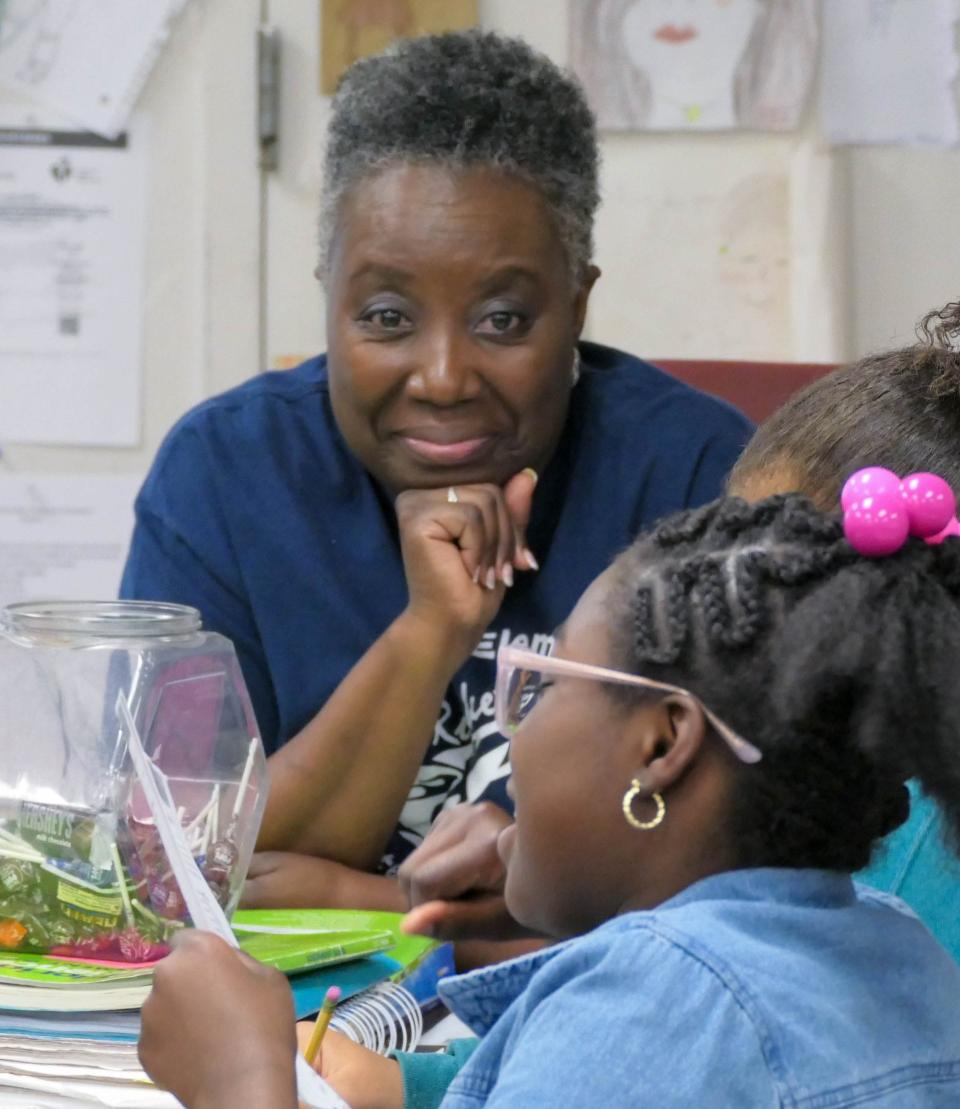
[247,908,455,1054]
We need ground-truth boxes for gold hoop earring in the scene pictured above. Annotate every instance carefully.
[622,779,665,830]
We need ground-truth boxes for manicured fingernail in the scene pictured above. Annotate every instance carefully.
[524,548,539,571]
[485,567,497,590]
[523,467,539,485]
[472,567,480,584]
[502,564,514,587]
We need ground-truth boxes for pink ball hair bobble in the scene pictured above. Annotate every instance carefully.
[843,487,910,557]
[841,467,960,556]
[840,466,900,511]
[926,516,960,545]
[900,473,956,538]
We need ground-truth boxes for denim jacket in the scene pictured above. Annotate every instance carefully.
[406,869,960,1107]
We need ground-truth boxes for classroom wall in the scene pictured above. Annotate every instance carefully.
[3,0,960,480]
[2,0,262,476]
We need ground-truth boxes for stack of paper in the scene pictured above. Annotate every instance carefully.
[0,1009,169,1106]
[0,910,431,1106]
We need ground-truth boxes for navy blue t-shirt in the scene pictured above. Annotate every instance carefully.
[121,342,751,869]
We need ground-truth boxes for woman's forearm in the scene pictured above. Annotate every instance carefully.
[258,610,470,868]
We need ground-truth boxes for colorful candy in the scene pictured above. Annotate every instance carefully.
[0,789,244,961]
[0,919,27,948]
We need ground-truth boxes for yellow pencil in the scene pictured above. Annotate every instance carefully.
[304,985,342,1066]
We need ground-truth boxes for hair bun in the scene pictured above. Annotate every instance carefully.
[914,300,960,398]
[918,299,960,348]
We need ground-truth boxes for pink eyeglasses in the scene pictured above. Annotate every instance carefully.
[495,645,762,764]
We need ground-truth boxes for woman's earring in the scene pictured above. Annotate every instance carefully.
[622,778,665,830]
[571,347,581,387]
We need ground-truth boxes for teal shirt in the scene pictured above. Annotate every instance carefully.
[857,780,960,962]
[394,1040,479,1109]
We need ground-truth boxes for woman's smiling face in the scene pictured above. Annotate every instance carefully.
[324,163,598,495]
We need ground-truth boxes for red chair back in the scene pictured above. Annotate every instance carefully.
[656,360,837,425]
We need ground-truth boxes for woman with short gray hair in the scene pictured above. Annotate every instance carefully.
[123,30,751,909]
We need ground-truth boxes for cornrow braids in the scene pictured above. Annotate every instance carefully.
[607,494,960,873]
[633,566,691,666]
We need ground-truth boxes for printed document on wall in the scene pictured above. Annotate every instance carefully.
[0,116,146,446]
[0,473,141,610]
[0,0,187,138]
[821,0,960,146]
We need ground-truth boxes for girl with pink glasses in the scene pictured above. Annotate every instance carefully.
[140,491,960,1108]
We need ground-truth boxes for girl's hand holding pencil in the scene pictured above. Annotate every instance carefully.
[296,1023,404,1109]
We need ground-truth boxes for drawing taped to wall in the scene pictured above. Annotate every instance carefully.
[570,0,818,132]
[320,0,477,96]
[589,140,795,359]
[716,172,790,338]
[821,0,960,147]
[0,0,78,85]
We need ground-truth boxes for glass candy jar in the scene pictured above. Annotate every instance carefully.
[0,601,267,962]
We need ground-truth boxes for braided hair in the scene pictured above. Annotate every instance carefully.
[608,494,960,872]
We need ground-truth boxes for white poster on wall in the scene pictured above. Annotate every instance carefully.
[821,0,960,147]
[0,112,146,446]
[0,472,141,610]
[570,0,819,131]
[0,0,187,138]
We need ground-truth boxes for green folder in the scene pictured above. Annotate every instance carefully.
[232,908,448,1019]
[233,907,437,974]
[232,908,396,973]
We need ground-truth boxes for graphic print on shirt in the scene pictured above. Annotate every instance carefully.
[379,628,554,871]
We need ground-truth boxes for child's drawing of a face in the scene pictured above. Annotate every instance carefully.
[622,0,760,107]
[717,173,789,324]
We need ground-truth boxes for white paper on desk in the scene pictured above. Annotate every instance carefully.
[0,0,187,138]
[0,1070,179,1107]
[0,472,140,609]
[0,115,146,446]
[821,0,960,146]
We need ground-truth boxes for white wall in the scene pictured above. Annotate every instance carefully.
[3,0,960,479]
[848,145,960,353]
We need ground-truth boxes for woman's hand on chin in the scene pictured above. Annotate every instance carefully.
[395,468,539,656]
